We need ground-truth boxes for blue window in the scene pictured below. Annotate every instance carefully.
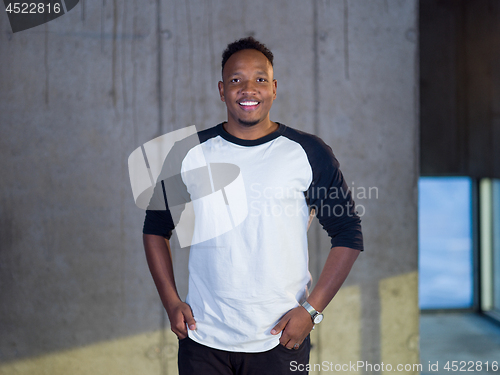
[419,177,473,309]
[493,180,500,314]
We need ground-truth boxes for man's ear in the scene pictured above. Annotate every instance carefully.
[272,79,277,100]
[218,81,225,102]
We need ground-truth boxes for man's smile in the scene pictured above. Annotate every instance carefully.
[238,99,260,111]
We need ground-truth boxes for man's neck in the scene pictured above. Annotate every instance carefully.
[223,119,279,140]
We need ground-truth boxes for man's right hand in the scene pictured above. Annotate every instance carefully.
[167,300,197,339]
[143,234,196,339]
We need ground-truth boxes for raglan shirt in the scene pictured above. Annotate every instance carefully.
[143,123,363,353]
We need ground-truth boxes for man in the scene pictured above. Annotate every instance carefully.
[143,37,363,375]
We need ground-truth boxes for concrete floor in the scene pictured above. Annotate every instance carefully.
[420,313,500,375]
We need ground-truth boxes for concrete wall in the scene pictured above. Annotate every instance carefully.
[0,1,419,374]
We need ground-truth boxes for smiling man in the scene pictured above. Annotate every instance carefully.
[142,37,363,375]
[218,47,277,133]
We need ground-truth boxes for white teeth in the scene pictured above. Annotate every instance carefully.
[240,101,258,106]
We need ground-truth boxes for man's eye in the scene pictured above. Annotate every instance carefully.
[257,78,266,82]
[231,79,240,83]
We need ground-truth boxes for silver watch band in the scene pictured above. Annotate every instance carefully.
[302,301,318,317]
[302,301,324,324]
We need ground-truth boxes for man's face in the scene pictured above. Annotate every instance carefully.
[218,49,277,127]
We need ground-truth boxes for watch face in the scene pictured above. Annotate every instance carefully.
[314,313,324,324]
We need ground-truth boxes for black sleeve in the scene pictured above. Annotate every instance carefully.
[143,180,175,239]
[142,134,198,239]
[143,210,174,239]
[305,139,364,251]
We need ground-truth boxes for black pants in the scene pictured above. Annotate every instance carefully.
[178,336,311,375]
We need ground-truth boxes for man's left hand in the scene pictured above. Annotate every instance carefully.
[271,306,314,349]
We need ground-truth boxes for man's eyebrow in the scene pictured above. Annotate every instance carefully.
[228,70,270,77]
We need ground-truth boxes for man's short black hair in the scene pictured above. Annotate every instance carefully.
[221,37,274,74]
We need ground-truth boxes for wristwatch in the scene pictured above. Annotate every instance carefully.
[301,301,324,324]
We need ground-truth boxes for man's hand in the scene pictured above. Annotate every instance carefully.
[143,234,196,340]
[271,306,314,349]
[167,300,197,339]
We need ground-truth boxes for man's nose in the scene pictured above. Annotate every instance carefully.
[241,80,257,94]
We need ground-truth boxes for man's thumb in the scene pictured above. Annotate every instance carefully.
[271,318,287,335]
[184,311,196,330]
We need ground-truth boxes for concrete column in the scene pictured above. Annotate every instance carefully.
[0,1,418,374]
